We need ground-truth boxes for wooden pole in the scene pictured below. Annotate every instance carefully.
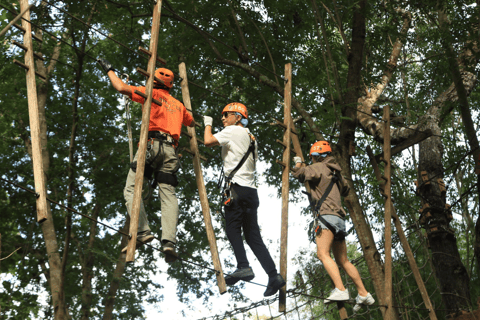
[178,62,227,294]
[0,4,33,38]
[126,0,162,263]
[366,146,438,320]
[279,63,292,312]
[20,0,47,224]
[383,105,393,320]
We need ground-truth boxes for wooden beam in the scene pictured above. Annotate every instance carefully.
[279,63,292,312]
[126,0,163,263]
[179,62,226,294]
[20,0,47,223]
[0,4,33,38]
[383,105,393,320]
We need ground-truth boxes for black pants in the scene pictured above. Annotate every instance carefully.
[224,183,277,277]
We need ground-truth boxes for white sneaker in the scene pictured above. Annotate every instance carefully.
[353,293,375,312]
[324,288,349,304]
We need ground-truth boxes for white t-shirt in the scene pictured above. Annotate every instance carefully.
[213,125,258,188]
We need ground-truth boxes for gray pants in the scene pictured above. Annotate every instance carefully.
[124,139,179,244]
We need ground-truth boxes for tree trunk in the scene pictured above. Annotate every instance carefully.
[418,123,471,312]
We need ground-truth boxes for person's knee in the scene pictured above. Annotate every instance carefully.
[337,258,350,268]
[316,250,329,261]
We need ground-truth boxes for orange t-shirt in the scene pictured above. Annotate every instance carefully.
[130,86,193,142]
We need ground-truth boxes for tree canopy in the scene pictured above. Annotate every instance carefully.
[1,0,480,319]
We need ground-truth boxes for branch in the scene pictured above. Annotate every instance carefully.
[0,247,21,261]
[246,14,279,86]
[228,0,249,62]
[356,10,412,142]
[320,0,349,56]
[215,58,324,140]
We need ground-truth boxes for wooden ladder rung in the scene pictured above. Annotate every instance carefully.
[12,40,45,61]
[136,67,164,85]
[13,23,42,42]
[274,119,298,135]
[138,46,167,65]
[13,59,46,80]
[133,90,162,106]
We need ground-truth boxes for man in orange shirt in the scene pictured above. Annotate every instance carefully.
[97,59,194,263]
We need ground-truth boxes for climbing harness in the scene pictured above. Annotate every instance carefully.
[304,170,346,242]
[218,132,256,212]
[130,131,180,200]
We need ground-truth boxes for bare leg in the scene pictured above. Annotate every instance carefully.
[316,229,345,291]
[332,240,368,297]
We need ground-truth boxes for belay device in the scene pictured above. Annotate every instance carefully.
[218,132,256,212]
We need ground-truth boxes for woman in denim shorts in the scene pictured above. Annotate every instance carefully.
[292,141,375,312]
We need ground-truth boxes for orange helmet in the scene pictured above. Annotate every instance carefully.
[310,141,332,156]
[222,102,248,119]
[154,68,174,88]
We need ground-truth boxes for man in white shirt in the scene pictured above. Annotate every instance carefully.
[204,102,285,297]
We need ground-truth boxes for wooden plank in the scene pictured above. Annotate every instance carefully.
[0,4,33,38]
[383,105,393,320]
[279,63,292,312]
[20,0,47,223]
[179,62,226,294]
[138,46,167,65]
[126,0,163,263]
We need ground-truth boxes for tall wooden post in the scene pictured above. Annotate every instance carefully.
[279,63,292,312]
[383,105,393,320]
[126,0,162,262]
[20,0,47,223]
[178,62,227,294]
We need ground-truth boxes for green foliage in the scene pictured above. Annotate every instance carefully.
[1,0,480,318]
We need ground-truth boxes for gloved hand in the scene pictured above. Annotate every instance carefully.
[203,116,213,127]
[97,58,114,74]
[293,156,302,164]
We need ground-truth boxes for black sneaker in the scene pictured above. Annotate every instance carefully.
[263,274,286,297]
[121,231,155,253]
[163,241,178,264]
[225,267,255,286]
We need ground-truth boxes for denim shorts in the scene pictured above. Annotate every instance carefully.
[316,214,346,238]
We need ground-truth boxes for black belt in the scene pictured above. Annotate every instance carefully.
[148,131,176,145]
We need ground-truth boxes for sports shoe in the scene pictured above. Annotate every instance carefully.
[121,231,154,253]
[263,274,286,297]
[324,288,349,304]
[163,241,178,264]
[353,293,375,312]
[225,267,255,286]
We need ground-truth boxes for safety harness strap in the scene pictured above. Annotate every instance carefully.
[225,133,256,183]
[307,170,346,241]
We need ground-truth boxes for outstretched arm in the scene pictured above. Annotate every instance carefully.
[97,58,131,97]
[107,71,131,97]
